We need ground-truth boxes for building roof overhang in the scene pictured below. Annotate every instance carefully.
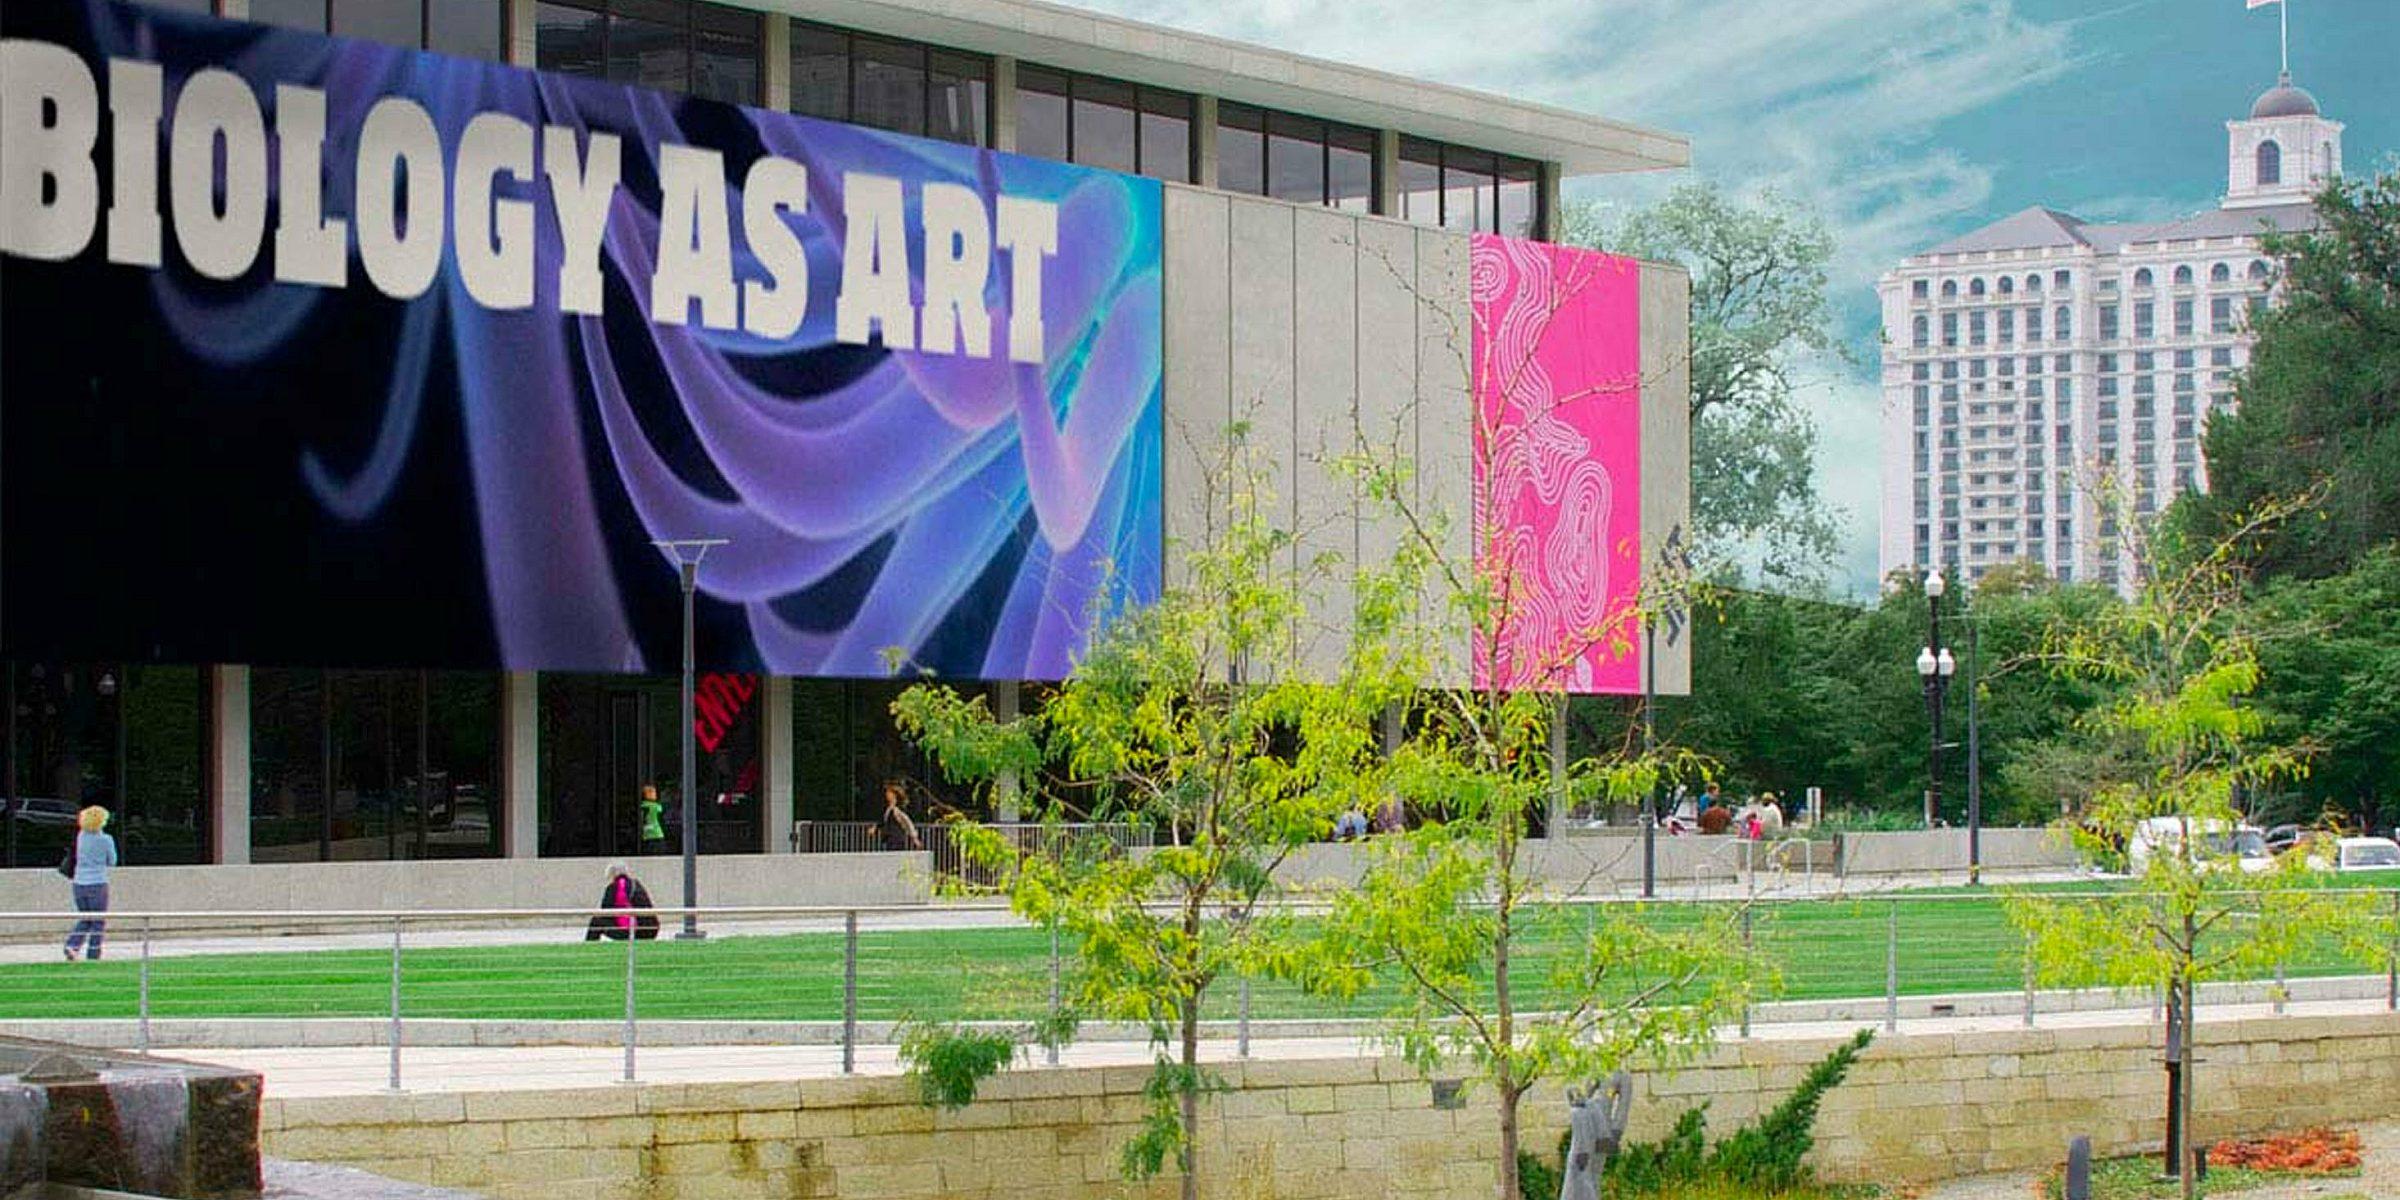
[759,0,1690,175]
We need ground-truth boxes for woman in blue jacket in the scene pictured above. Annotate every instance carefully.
[64,805,117,961]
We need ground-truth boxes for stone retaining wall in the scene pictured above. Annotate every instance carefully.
[260,1010,2400,1199]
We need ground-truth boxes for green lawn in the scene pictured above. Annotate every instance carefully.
[0,888,2390,1025]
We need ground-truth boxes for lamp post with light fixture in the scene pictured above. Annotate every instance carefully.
[1916,570,1956,831]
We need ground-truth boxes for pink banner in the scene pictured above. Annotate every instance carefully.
[1471,235,1644,694]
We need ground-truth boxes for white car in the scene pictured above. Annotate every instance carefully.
[2127,816,2275,875]
[2334,836,2400,873]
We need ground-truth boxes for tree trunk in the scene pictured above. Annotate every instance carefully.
[1181,984,1202,1200]
[1497,1080,1524,1200]
[2178,970,2199,1200]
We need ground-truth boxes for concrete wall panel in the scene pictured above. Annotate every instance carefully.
[1413,227,1474,681]
[1227,197,1299,679]
[1161,186,1234,597]
[1291,208,1360,678]
[1639,264,1694,695]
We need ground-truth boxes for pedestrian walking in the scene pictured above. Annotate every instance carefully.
[62,806,117,962]
[637,785,667,855]
[877,781,922,851]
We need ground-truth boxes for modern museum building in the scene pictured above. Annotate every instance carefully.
[0,0,1690,901]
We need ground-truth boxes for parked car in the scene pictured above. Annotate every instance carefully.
[2127,816,2275,875]
[4,798,76,825]
[2334,836,2400,873]
[2262,823,2303,855]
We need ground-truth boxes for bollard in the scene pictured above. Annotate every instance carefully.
[841,911,859,1076]
[1884,903,1900,1033]
[137,917,152,1054]
[2064,1136,2092,1200]
[387,916,404,1093]
[1047,925,1062,1067]
[1739,905,1754,1039]
[2022,930,2037,1029]
[2388,892,2398,1012]
[1238,977,1253,1059]
[622,926,638,1084]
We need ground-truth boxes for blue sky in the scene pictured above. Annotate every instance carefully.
[1063,0,2398,593]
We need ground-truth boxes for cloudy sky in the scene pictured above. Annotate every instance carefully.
[1062,0,2399,594]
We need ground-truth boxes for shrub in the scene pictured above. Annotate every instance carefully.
[896,1021,1019,1110]
[1704,1028,1873,1190]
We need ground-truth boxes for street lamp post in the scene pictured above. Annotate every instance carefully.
[652,538,729,942]
[1965,606,1983,886]
[1642,614,1657,900]
[1916,570,1955,833]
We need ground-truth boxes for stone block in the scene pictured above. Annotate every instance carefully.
[463,1087,640,1122]
[504,1118,593,1149]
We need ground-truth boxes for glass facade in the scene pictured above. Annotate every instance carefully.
[1397,137,1540,236]
[3,663,207,868]
[790,23,989,146]
[1017,67,1193,183]
[789,680,1000,827]
[249,670,500,863]
[249,0,505,60]
[536,0,762,105]
[540,674,763,857]
[1216,104,1375,210]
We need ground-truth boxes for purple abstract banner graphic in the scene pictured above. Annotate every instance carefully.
[0,0,1163,680]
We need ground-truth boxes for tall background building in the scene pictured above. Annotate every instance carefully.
[1878,72,2346,591]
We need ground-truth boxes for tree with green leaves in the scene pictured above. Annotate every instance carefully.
[2248,547,2400,832]
[1565,183,1846,582]
[891,442,1409,1200]
[2183,169,2400,580]
[2008,493,2344,1198]
[1265,365,1756,1200]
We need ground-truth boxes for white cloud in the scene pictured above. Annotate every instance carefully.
[1061,0,2087,590]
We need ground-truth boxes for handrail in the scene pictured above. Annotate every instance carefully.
[1,884,2396,924]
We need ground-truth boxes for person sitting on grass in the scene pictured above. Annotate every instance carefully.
[584,861,659,941]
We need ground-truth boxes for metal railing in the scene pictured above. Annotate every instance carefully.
[0,888,2391,1090]
[789,820,1155,881]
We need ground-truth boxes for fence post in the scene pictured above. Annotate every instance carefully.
[2023,928,2037,1029]
[1047,925,1062,1067]
[387,916,403,1093]
[622,926,638,1084]
[842,911,859,1076]
[1884,902,1900,1034]
[2273,960,2287,1016]
[2388,892,2398,1012]
[1739,905,1754,1039]
[1239,977,1253,1059]
[137,917,152,1054]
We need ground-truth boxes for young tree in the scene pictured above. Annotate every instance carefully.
[2008,491,2342,1198]
[1564,183,1846,582]
[891,442,1408,1200]
[1271,239,1760,1200]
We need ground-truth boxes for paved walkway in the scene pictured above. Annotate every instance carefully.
[173,994,2386,1099]
[1921,1119,2400,1199]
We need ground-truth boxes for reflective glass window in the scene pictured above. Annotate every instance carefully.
[427,0,503,60]
[535,2,606,78]
[1497,159,1539,237]
[1216,103,1267,196]
[3,663,207,869]
[542,673,762,857]
[1398,138,1441,226]
[852,35,926,135]
[1016,67,1071,163]
[1325,126,1373,212]
[929,51,988,146]
[331,0,419,46]
[790,24,849,122]
[1442,149,1494,233]
[252,0,328,31]
[1072,76,1138,174]
[690,4,760,105]
[1266,112,1327,204]
[604,1,686,95]
[250,669,500,863]
[1137,89,1192,182]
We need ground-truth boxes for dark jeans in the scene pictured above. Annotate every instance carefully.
[65,883,108,960]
